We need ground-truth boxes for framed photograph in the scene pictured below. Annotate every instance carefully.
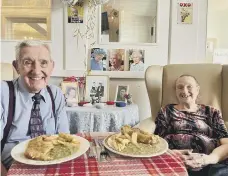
[90,48,107,71]
[107,49,125,71]
[85,75,109,104]
[61,81,79,106]
[127,49,145,71]
[115,85,129,103]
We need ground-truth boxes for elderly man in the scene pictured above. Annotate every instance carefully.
[1,40,69,175]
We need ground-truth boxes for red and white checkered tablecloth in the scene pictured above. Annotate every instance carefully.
[7,132,188,176]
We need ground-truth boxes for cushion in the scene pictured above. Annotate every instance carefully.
[0,63,14,81]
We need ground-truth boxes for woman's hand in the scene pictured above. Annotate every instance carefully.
[172,150,219,170]
[183,153,219,170]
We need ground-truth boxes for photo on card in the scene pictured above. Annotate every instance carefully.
[61,81,79,107]
[127,49,145,71]
[107,49,125,71]
[85,75,109,104]
[90,48,107,71]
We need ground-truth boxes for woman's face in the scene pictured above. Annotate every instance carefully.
[95,54,104,62]
[110,54,121,66]
[175,76,199,105]
[120,89,126,97]
[68,89,76,98]
[132,52,141,64]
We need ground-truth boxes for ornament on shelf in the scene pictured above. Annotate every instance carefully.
[61,0,79,6]
[92,0,110,5]
[61,0,110,7]
[124,93,133,105]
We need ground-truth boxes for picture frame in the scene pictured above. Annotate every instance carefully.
[115,85,129,103]
[90,48,108,71]
[85,75,109,104]
[61,81,79,106]
[127,49,145,71]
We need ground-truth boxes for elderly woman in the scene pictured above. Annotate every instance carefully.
[65,87,78,107]
[154,75,228,176]
[108,52,124,71]
[130,50,144,71]
[91,49,106,71]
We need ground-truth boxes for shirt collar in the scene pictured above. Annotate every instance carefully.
[17,76,47,103]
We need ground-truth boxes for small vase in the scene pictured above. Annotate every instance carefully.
[127,98,132,105]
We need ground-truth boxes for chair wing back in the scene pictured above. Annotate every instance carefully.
[145,64,224,122]
[0,62,18,81]
[222,65,228,125]
[145,65,163,121]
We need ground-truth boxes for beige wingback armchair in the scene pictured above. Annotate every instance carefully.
[0,62,18,80]
[138,64,228,133]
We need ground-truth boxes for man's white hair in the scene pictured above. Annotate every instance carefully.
[15,40,51,60]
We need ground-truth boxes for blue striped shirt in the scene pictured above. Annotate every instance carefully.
[1,77,70,168]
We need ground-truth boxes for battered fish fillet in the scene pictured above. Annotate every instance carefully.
[24,133,80,161]
[121,125,159,145]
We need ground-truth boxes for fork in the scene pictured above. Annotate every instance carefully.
[98,140,111,161]
[88,141,97,158]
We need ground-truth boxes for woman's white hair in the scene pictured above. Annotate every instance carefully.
[131,50,143,59]
[15,40,51,60]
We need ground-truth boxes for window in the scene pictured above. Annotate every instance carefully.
[1,0,51,40]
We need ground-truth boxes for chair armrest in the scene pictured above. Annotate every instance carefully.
[133,117,155,134]
[225,122,228,130]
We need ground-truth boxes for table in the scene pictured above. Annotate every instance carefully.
[7,132,188,176]
[66,104,140,133]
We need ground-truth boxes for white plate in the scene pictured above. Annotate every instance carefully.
[103,134,169,158]
[11,135,90,165]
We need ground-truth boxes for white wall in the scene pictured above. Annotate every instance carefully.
[169,0,207,64]
[1,0,208,121]
[207,0,228,48]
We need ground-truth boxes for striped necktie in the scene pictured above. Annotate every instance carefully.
[29,93,45,138]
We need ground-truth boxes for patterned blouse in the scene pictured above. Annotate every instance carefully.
[154,104,228,155]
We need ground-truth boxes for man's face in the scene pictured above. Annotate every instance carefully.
[16,46,54,93]
[71,7,78,17]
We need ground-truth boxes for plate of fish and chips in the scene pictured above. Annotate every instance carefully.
[103,125,168,157]
[11,133,90,165]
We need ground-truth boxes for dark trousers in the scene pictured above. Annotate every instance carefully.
[188,164,228,176]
